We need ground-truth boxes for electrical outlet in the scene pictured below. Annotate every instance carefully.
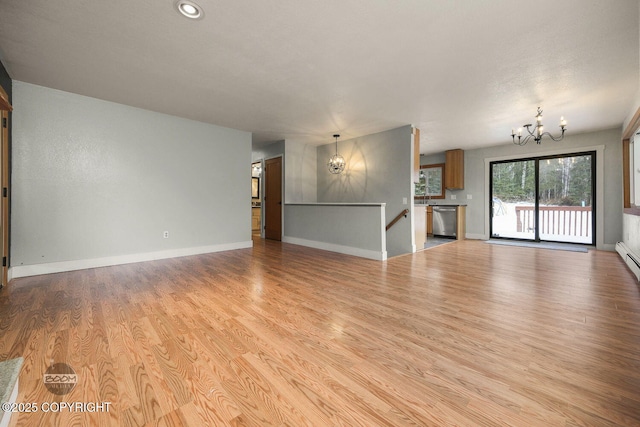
[467,194,473,199]
[163,231,169,239]
[451,194,457,200]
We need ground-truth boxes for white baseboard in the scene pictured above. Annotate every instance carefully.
[9,241,254,279]
[464,233,608,249]
[465,233,487,240]
[283,236,387,261]
[616,241,640,281]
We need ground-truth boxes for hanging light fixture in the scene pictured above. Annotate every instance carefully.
[512,107,567,145]
[327,134,346,174]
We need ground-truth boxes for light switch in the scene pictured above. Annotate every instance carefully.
[402,197,408,205]
[467,194,473,199]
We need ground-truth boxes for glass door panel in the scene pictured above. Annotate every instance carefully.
[538,154,593,244]
[491,160,536,240]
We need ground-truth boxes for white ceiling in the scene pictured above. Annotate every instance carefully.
[0,0,638,154]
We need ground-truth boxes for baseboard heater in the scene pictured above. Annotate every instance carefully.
[616,242,640,281]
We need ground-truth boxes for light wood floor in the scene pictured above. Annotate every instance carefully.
[1,239,640,426]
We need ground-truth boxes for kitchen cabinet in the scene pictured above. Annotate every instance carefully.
[456,205,466,240]
[426,205,465,240]
[445,149,464,189]
[252,207,261,232]
[414,205,426,250]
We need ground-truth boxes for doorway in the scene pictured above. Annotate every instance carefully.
[251,161,262,236]
[490,151,595,245]
[264,156,282,241]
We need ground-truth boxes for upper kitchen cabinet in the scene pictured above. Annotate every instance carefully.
[445,149,464,189]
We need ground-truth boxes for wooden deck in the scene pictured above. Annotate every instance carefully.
[1,239,639,426]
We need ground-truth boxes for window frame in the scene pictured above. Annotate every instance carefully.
[622,106,640,215]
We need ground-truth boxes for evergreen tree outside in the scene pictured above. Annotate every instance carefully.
[491,153,593,243]
[492,155,591,206]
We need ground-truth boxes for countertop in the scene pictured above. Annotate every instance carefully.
[285,202,386,207]
[415,203,467,207]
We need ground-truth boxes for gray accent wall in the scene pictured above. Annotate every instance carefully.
[316,125,414,257]
[451,127,622,248]
[12,81,251,267]
[284,140,317,203]
[284,203,386,260]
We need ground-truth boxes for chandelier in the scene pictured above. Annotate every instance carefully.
[512,107,567,145]
[327,134,345,174]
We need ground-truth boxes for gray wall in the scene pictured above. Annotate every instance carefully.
[284,204,386,259]
[12,81,251,266]
[454,127,622,248]
[419,152,445,166]
[252,140,284,163]
[622,3,640,133]
[623,214,640,255]
[316,125,414,257]
[252,139,318,203]
[284,140,317,203]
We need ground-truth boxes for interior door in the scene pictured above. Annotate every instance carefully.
[0,107,10,287]
[0,84,11,288]
[264,157,282,241]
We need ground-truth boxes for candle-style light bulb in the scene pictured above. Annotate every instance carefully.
[512,108,566,145]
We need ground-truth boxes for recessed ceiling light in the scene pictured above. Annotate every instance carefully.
[175,0,204,20]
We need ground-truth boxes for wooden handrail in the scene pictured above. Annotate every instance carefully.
[386,209,409,231]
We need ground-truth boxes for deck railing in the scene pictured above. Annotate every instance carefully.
[515,206,592,237]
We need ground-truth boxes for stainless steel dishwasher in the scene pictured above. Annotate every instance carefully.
[432,206,457,238]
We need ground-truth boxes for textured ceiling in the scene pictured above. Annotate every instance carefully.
[0,0,638,154]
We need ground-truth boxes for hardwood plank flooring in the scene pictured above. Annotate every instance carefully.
[2,239,640,426]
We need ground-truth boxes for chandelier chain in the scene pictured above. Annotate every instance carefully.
[327,134,345,174]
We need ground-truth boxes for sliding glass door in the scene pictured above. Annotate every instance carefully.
[491,160,536,239]
[490,152,595,245]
